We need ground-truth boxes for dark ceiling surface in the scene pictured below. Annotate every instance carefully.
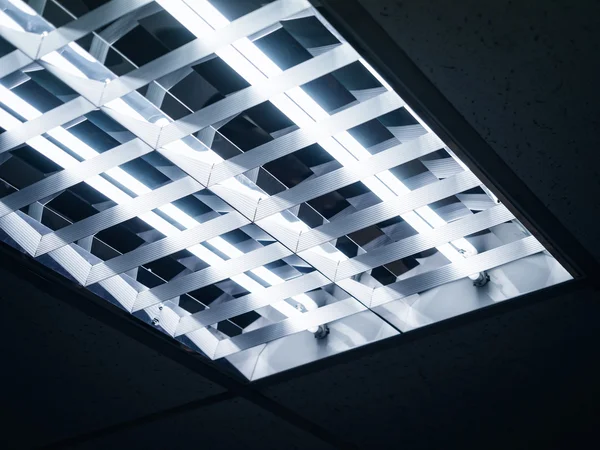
[1,0,599,449]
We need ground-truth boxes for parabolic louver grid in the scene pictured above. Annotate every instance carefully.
[0,0,572,380]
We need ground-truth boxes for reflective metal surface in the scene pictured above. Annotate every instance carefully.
[0,0,572,380]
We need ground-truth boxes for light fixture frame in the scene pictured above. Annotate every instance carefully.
[0,0,595,384]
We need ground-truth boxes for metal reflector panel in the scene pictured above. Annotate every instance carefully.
[0,0,572,381]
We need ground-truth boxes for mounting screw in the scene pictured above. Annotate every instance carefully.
[472,271,490,287]
[314,324,330,340]
[151,318,159,326]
